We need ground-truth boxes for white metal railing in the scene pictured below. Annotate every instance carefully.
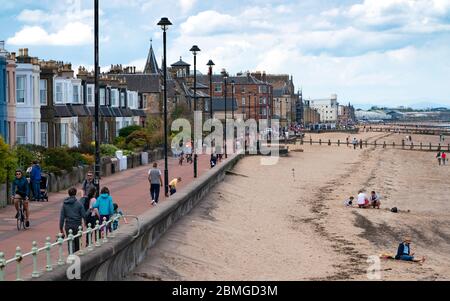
[0,214,140,281]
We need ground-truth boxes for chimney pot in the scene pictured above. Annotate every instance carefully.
[24,48,29,57]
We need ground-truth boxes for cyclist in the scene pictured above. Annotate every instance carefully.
[11,169,30,228]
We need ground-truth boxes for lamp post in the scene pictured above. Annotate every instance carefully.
[207,60,215,120]
[231,80,235,153]
[224,74,228,159]
[94,0,100,196]
[190,45,200,178]
[157,17,172,197]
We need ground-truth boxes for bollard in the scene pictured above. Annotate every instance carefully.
[95,220,101,247]
[300,138,303,145]
[402,140,405,149]
[310,138,312,145]
[338,140,340,146]
[0,252,5,281]
[102,218,108,243]
[383,142,386,149]
[365,141,368,148]
[87,223,94,251]
[360,140,363,149]
[68,229,74,255]
[31,241,40,278]
[328,139,331,146]
[77,226,84,255]
[420,142,422,150]
[319,139,322,145]
[429,143,432,150]
[15,246,22,281]
[393,142,395,148]
[374,141,377,147]
[45,237,53,272]
[57,233,65,266]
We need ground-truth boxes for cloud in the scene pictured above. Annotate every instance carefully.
[179,0,197,13]
[180,10,239,35]
[7,22,93,46]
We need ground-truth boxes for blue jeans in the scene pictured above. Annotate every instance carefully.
[150,184,160,203]
[31,181,41,200]
[399,255,414,261]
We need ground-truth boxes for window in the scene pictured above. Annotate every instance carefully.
[73,85,80,104]
[87,86,93,105]
[100,89,106,106]
[120,92,125,107]
[41,122,48,148]
[61,123,69,146]
[116,121,121,137]
[111,90,117,107]
[104,121,109,143]
[6,71,9,103]
[56,83,63,103]
[17,122,27,145]
[214,84,222,93]
[16,76,26,103]
[40,79,47,105]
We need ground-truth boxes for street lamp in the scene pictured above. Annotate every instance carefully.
[94,0,100,197]
[207,60,215,120]
[231,80,235,153]
[157,17,172,197]
[190,45,200,178]
[223,73,228,159]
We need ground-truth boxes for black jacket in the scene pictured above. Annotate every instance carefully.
[395,243,411,259]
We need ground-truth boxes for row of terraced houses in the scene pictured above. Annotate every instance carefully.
[1,39,310,149]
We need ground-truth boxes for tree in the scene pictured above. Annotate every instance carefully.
[0,137,17,184]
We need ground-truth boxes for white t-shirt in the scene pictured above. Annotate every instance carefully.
[357,193,367,205]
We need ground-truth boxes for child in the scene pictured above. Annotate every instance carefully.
[344,196,354,207]
[112,203,128,231]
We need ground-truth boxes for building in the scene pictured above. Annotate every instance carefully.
[6,50,17,146]
[0,41,7,142]
[266,74,296,126]
[338,103,356,125]
[15,48,41,145]
[211,97,239,120]
[295,90,304,125]
[310,94,339,122]
[355,110,391,121]
[303,99,321,125]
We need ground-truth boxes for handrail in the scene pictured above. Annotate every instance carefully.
[0,213,139,281]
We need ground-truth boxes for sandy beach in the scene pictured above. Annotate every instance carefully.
[127,131,450,281]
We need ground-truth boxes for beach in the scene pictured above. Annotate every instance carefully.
[127,131,450,281]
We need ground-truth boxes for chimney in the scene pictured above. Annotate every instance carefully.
[11,52,16,60]
[262,71,267,83]
[255,71,262,80]
[18,48,23,56]
[0,40,4,50]
[133,66,136,74]
[24,48,29,57]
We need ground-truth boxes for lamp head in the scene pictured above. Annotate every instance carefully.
[157,17,172,31]
[207,60,215,67]
[190,45,201,55]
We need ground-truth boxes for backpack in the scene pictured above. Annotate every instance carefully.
[391,207,398,213]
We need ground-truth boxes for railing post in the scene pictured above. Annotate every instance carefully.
[57,233,65,266]
[328,139,331,146]
[68,229,75,255]
[87,223,94,251]
[95,220,101,247]
[102,217,108,243]
[45,237,53,272]
[410,142,414,150]
[310,138,312,145]
[77,226,84,255]
[402,139,405,149]
[0,252,5,281]
[374,141,377,147]
[31,241,40,278]
[383,141,386,149]
[429,143,432,150]
[15,247,22,281]
[393,142,395,148]
[338,140,340,147]
[438,143,441,151]
[420,142,422,150]
[319,139,322,145]
[365,140,368,148]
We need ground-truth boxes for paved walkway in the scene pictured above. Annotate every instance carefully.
[0,154,215,280]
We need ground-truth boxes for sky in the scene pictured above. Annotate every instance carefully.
[1,0,450,107]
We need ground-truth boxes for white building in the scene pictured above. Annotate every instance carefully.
[310,94,339,122]
[355,110,391,121]
[15,49,41,145]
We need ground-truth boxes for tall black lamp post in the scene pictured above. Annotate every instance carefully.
[231,80,235,153]
[94,0,100,196]
[223,74,228,159]
[158,17,172,197]
[190,45,200,178]
[207,60,215,120]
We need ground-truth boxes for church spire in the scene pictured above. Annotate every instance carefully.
[144,38,159,74]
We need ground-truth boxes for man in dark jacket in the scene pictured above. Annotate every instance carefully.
[11,169,31,227]
[59,188,86,253]
[82,171,96,197]
[30,160,42,201]
[395,237,425,263]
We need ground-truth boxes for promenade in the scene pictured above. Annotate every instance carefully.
[0,154,212,280]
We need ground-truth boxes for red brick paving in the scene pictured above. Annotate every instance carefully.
[0,154,216,280]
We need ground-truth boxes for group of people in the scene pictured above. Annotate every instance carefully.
[436,151,447,165]
[345,190,381,209]
[59,176,127,252]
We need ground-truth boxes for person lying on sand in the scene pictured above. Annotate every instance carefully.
[395,237,426,264]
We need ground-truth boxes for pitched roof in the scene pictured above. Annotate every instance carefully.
[171,57,190,67]
[144,41,160,74]
[116,74,160,93]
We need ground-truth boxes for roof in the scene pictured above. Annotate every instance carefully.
[132,109,147,117]
[54,105,74,118]
[144,42,160,74]
[171,57,190,67]
[181,82,210,98]
[212,97,238,112]
[197,74,267,86]
[115,74,160,93]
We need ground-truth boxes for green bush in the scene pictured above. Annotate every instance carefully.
[123,150,134,156]
[100,144,119,157]
[69,145,95,155]
[43,148,75,173]
[0,137,17,183]
[69,152,89,166]
[13,145,36,170]
[114,136,127,150]
[119,125,142,138]
[44,165,63,176]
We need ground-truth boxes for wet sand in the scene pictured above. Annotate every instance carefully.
[127,131,450,281]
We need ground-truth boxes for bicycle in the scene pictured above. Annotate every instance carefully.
[12,196,27,231]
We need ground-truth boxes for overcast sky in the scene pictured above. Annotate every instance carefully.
[1,0,450,107]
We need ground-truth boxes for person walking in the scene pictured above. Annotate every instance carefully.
[352,138,357,150]
[441,152,447,165]
[436,151,442,166]
[148,162,163,206]
[82,187,100,245]
[82,171,96,198]
[93,187,115,227]
[30,160,42,202]
[59,188,86,253]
